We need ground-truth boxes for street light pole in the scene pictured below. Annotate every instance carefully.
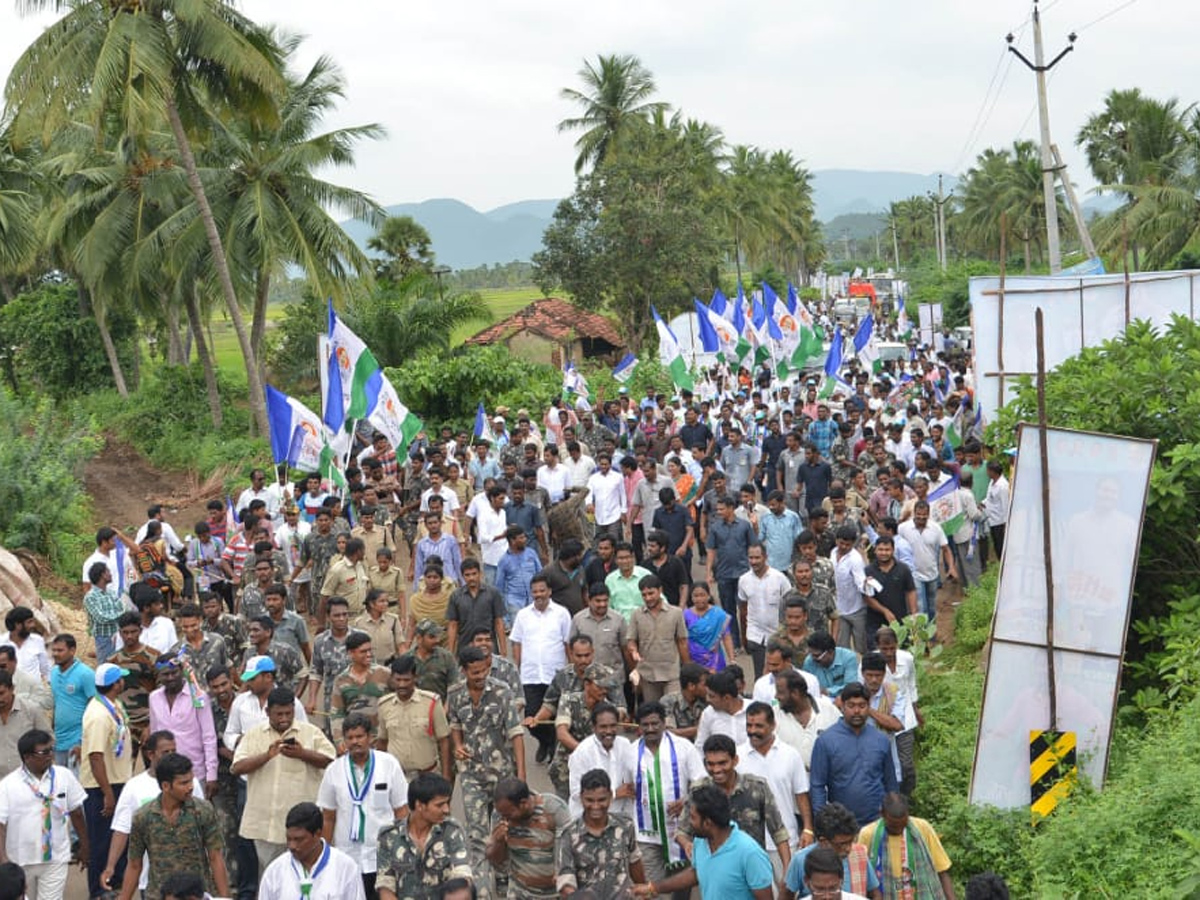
[1008,1,1076,274]
[431,265,451,302]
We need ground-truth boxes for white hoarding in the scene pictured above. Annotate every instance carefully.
[969,269,1200,421]
[969,425,1155,809]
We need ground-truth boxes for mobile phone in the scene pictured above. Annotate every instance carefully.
[282,737,298,746]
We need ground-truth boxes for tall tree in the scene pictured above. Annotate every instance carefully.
[161,40,384,378]
[558,53,670,174]
[0,121,39,299]
[7,0,288,435]
[368,215,435,282]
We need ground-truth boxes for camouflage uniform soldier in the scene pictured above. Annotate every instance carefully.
[110,611,161,744]
[809,555,836,599]
[169,604,230,686]
[661,683,707,742]
[205,668,243,891]
[556,770,644,899]
[465,627,524,713]
[399,620,460,701]
[308,599,365,715]
[792,581,836,636]
[201,593,247,669]
[446,646,525,900]
[548,664,625,798]
[676,737,790,858]
[297,513,341,605]
[329,632,391,742]
[375,786,471,900]
[242,616,308,693]
[486,779,571,900]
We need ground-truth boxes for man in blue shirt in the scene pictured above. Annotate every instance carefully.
[801,632,861,697]
[49,632,96,772]
[636,783,774,900]
[797,443,833,514]
[705,496,756,650]
[810,683,899,825]
[493,525,542,628]
[757,490,804,573]
[806,404,839,459]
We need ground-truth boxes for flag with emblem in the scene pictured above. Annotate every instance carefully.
[652,305,694,391]
[369,373,423,456]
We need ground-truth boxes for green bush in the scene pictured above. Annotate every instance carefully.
[0,391,100,574]
[0,281,137,398]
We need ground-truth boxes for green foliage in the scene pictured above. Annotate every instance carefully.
[0,281,136,398]
[0,392,99,574]
[80,364,268,481]
[265,292,328,392]
[889,613,941,659]
[447,261,536,292]
[534,123,721,349]
[576,357,676,409]
[904,259,1001,328]
[386,346,561,432]
[990,316,1200,694]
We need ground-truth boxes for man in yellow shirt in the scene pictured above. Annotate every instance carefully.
[859,792,955,899]
[81,663,135,898]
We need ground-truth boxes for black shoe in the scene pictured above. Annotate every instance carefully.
[536,744,551,763]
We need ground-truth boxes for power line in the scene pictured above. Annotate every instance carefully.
[1076,0,1138,33]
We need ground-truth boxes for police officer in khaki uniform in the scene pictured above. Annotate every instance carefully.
[375,654,453,785]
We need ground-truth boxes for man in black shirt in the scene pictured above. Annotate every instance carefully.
[583,534,617,589]
[536,539,587,616]
[798,441,833,513]
[643,529,691,607]
[679,406,714,454]
[863,536,917,647]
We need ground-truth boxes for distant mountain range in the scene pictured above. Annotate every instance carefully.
[341,169,1120,269]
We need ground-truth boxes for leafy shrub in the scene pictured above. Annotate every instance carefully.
[0,281,137,398]
[0,391,100,573]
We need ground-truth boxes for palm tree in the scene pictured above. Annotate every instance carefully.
[7,0,287,435]
[558,53,670,174]
[368,215,435,282]
[161,41,384,377]
[1077,89,1192,269]
[0,121,39,299]
[344,271,491,368]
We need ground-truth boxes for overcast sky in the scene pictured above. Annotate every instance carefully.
[0,0,1183,212]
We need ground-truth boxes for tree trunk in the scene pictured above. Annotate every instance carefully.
[0,277,13,303]
[95,308,129,398]
[160,294,184,365]
[251,267,270,365]
[1023,235,1032,274]
[165,95,269,436]
[182,324,193,363]
[185,283,223,430]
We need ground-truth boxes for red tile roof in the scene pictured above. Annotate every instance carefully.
[466,297,624,348]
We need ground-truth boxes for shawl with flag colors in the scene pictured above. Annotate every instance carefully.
[325,301,382,433]
[266,384,345,487]
[612,352,639,383]
[562,361,590,401]
[652,305,694,391]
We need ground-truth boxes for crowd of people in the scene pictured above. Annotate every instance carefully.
[0,325,1018,900]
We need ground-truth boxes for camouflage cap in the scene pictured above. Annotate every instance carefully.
[582,662,615,686]
[415,618,445,636]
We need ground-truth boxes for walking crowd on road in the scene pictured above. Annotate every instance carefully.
[0,326,1018,900]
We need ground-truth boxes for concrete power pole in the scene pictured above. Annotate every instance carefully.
[929,178,949,271]
[1008,0,1076,274]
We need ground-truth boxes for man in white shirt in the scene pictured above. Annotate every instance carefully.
[221,656,308,752]
[562,441,597,490]
[236,468,284,524]
[983,461,1011,560]
[585,453,627,540]
[315,713,408,897]
[134,505,185,554]
[0,607,51,681]
[419,469,460,516]
[258,802,365,900]
[831,526,869,654]
[511,575,571,762]
[536,445,572,505]
[467,487,509,584]
[566,701,635,818]
[81,526,137,596]
[737,544,792,680]
[0,727,88,900]
[695,669,748,748]
[100,729,204,894]
[738,701,814,853]
[751,643,820,705]
[897,500,957,623]
[773,669,841,770]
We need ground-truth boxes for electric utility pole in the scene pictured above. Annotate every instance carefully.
[929,178,949,271]
[1008,0,1076,274]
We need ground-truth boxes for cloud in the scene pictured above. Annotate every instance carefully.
[1,0,1192,210]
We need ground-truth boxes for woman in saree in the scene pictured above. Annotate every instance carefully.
[685,581,734,672]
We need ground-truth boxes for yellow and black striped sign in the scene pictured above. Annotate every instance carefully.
[1030,729,1077,820]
